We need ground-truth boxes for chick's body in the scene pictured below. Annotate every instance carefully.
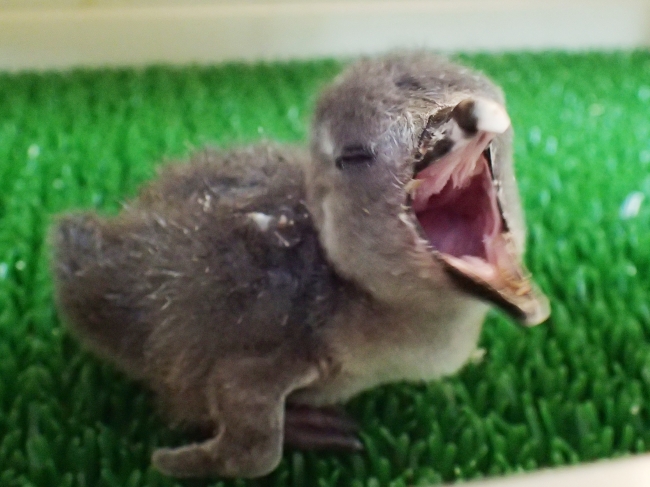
[52,53,548,479]
[56,146,343,419]
[55,145,372,476]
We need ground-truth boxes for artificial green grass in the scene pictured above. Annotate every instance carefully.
[2,51,650,487]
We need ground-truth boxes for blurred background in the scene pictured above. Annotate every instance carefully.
[1,0,649,71]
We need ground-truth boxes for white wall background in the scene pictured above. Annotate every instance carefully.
[0,0,649,70]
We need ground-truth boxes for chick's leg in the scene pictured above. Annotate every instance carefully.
[152,354,320,478]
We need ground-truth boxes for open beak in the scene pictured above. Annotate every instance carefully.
[408,98,550,326]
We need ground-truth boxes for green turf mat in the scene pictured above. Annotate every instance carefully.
[2,51,650,487]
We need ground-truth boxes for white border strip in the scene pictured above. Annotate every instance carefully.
[0,1,649,71]
[441,454,650,487]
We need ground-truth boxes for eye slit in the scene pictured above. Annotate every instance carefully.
[395,75,423,91]
[335,145,375,169]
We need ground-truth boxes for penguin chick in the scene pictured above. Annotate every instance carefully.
[297,53,550,410]
[51,53,549,479]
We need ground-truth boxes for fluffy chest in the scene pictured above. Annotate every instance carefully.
[294,300,488,406]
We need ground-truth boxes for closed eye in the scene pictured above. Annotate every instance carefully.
[335,145,375,169]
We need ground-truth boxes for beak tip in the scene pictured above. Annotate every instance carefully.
[519,291,551,327]
[473,97,511,135]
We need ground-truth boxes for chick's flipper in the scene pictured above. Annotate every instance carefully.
[153,354,321,478]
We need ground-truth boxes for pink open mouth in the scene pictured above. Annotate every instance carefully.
[409,107,549,326]
[412,134,506,285]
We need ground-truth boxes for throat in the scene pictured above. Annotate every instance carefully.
[414,168,497,261]
[412,153,501,267]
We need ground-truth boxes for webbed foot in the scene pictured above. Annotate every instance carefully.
[284,404,363,451]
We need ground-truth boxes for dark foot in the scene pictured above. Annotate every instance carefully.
[283,404,363,451]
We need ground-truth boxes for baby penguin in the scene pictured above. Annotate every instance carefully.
[52,52,549,479]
